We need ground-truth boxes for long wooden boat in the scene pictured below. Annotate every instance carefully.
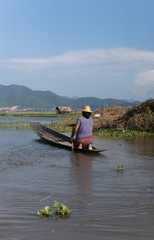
[30,122,107,153]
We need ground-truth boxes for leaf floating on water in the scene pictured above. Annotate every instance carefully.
[44,206,51,212]
[54,200,59,208]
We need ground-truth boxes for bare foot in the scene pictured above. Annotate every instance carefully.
[78,146,82,149]
[78,143,82,149]
[88,144,93,150]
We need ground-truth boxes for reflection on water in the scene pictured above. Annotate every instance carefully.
[0,124,154,240]
[127,136,154,157]
[70,153,93,194]
[70,153,93,212]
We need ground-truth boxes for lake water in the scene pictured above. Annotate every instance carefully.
[0,117,154,240]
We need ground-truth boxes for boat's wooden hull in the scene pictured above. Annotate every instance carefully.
[30,122,106,153]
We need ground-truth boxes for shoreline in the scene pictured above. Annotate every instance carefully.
[0,118,153,137]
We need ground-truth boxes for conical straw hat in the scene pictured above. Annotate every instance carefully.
[82,106,92,112]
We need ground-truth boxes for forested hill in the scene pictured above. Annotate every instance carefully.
[0,84,140,110]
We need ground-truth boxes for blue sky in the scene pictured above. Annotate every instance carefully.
[0,0,154,101]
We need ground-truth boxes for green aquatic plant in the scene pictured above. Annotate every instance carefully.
[37,201,72,219]
[94,128,154,137]
[0,112,79,117]
[54,201,72,216]
[52,125,72,133]
[116,164,123,172]
[37,206,53,217]
[0,121,33,129]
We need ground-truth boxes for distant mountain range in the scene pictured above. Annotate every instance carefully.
[0,84,140,111]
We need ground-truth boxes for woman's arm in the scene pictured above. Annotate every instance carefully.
[71,124,80,142]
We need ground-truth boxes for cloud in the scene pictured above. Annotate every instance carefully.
[132,70,154,99]
[0,48,154,99]
[135,70,154,86]
[1,48,154,75]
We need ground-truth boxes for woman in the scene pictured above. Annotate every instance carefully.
[71,106,93,150]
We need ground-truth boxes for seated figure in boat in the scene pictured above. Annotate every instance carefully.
[71,106,93,150]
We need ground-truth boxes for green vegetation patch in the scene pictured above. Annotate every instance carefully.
[0,118,153,138]
[50,125,154,137]
[0,112,79,118]
[0,120,31,129]
[52,125,72,133]
[116,164,123,173]
[37,201,72,220]
[94,128,154,137]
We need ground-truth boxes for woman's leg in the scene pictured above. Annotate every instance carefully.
[88,143,93,150]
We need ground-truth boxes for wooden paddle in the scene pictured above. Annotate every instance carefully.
[71,139,74,151]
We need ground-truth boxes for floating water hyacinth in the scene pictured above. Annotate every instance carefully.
[37,206,53,217]
[54,201,72,216]
[116,164,123,172]
[37,201,72,219]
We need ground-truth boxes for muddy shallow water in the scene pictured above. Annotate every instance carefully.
[0,118,154,240]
